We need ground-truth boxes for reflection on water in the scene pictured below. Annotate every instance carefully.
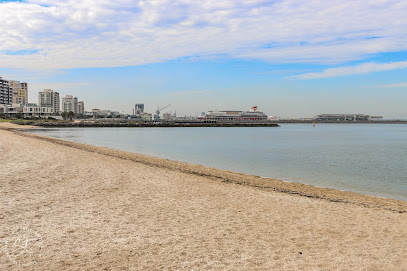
[28,124,407,201]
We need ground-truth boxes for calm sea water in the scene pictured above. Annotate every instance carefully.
[27,124,407,201]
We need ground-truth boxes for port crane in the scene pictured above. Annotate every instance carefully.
[154,104,171,120]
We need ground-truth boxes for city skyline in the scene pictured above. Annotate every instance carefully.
[1,0,407,118]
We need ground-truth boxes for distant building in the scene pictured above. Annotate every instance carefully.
[315,114,381,121]
[92,108,100,117]
[135,104,144,115]
[90,109,118,117]
[0,77,12,105]
[267,116,280,120]
[99,110,112,116]
[23,103,54,117]
[140,113,152,121]
[128,114,141,120]
[370,116,384,121]
[78,101,85,115]
[38,89,60,115]
[0,103,23,116]
[10,81,28,105]
[0,104,6,114]
[162,112,170,119]
[62,95,78,114]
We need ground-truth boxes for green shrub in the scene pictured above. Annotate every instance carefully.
[11,120,25,125]
[11,120,35,125]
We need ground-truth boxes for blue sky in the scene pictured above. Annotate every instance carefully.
[1,0,407,118]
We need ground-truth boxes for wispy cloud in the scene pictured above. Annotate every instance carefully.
[168,90,208,96]
[28,82,90,91]
[377,82,407,88]
[0,0,407,69]
[257,69,313,75]
[290,61,407,79]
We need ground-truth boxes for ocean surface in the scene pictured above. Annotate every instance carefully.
[27,124,407,201]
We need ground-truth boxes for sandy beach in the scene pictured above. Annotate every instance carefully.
[1,123,406,270]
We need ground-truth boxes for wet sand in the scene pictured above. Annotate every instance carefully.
[1,123,406,270]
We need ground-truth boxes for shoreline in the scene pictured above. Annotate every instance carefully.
[1,122,407,270]
[3,123,406,213]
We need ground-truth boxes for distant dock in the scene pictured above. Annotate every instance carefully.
[271,120,407,124]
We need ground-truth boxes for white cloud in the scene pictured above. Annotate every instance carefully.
[0,0,407,69]
[291,61,407,79]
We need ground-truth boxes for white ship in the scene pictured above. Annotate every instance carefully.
[200,106,268,122]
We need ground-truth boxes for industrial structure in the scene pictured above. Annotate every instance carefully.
[135,104,144,115]
[154,104,170,120]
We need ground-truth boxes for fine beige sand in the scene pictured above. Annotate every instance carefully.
[1,123,406,270]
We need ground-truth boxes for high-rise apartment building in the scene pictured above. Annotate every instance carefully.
[38,89,60,115]
[78,101,85,115]
[9,80,28,105]
[0,77,12,105]
[135,103,144,115]
[62,95,78,114]
[53,92,60,114]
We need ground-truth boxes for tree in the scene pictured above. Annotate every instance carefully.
[61,111,68,120]
[67,111,75,121]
